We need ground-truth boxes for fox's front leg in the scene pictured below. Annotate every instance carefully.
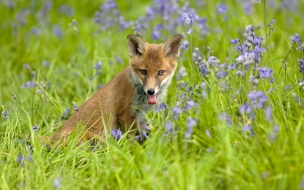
[134,114,151,142]
[118,112,149,141]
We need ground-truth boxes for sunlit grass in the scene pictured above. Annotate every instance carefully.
[0,0,304,189]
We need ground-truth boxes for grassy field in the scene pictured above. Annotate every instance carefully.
[0,0,304,189]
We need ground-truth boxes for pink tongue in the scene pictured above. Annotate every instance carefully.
[148,94,157,105]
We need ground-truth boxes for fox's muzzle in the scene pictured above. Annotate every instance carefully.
[147,89,155,95]
[146,88,157,105]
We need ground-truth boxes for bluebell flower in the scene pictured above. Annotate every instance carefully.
[111,129,122,140]
[142,130,149,140]
[53,25,63,38]
[134,130,148,142]
[292,93,300,105]
[23,63,31,70]
[32,125,38,133]
[40,81,46,89]
[230,39,240,45]
[100,0,117,13]
[94,11,103,24]
[54,177,61,189]
[206,148,213,153]
[218,112,232,126]
[268,125,279,141]
[205,129,211,137]
[253,46,266,57]
[94,61,102,70]
[267,19,276,27]
[252,36,263,46]
[42,60,50,67]
[285,85,293,91]
[151,24,162,40]
[193,48,200,61]
[165,122,173,134]
[183,100,196,111]
[270,78,275,83]
[152,30,161,40]
[2,111,7,120]
[62,107,70,119]
[193,49,209,77]
[201,82,207,98]
[155,103,167,113]
[181,12,193,34]
[185,117,197,138]
[73,103,79,112]
[208,56,220,66]
[5,0,15,9]
[16,155,24,163]
[154,106,159,113]
[181,12,192,25]
[181,40,189,51]
[240,103,252,114]
[197,17,208,35]
[241,1,254,15]
[154,23,163,30]
[118,17,133,30]
[236,70,244,77]
[198,64,209,77]
[31,27,40,35]
[16,10,28,25]
[173,107,181,120]
[297,43,304,51]
[242,124,252,132]
[300,175,304,189]
[134,135,141,141]
[298,59,304,73]
[216,4,228,14]
[228,63,237,70]
[59,4,75,16]
[177,67,187,78]
[159,103,167,111]
[259,67,273,79]
[235,45,244,53]
[215,71,228,79]
[21,81,37,89]
[219,64,228,70]
[94,0,133,31]
[16,154,33,167]
[290,34,302,44]
[133,27,140,37]
[246,25,254,34]
[248,91,268,108]
[115,55,122,64]
[43,1,52,11]
[145,8,154,20]
[265,106,273,121]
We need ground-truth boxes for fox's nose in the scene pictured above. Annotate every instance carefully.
[147,89,155,95]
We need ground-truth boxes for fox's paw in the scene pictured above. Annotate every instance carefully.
[134,126,151,143]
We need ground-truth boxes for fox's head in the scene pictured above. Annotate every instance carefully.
[127,34,183,105]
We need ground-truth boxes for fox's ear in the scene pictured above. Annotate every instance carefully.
[127,34,146,57]
[162,34,183,58]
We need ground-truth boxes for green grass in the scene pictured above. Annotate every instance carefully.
[0,0,304,189]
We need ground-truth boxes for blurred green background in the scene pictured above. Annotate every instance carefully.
[0,0,304,189]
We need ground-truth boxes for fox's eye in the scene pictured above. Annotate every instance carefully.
[158,70,165,76]
[140,70,147,75]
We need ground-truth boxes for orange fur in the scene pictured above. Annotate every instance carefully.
[51,34,183,144]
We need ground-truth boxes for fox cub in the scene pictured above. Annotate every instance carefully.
[51,34,183,143]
